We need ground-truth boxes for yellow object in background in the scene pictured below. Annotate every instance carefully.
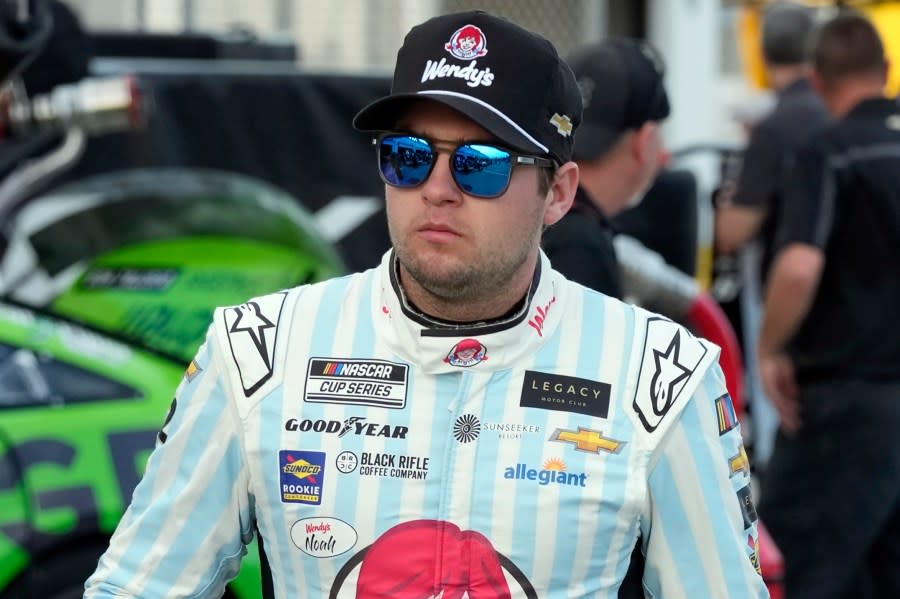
[737,7,769,90]
[863,4,900,96]
[735,2,900,96]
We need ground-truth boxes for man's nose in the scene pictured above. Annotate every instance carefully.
[421,153,462,205]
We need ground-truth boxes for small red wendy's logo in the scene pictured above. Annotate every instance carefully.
[445,24,488,61]
[444,338,488,367]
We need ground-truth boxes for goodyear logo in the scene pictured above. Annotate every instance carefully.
[304,358,409,409]
[279,450,326,505]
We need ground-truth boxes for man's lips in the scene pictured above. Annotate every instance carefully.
[417,223,461,242]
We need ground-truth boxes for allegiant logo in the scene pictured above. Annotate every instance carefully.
[503,458,587,487]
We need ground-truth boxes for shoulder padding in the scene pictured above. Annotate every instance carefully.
[214,289,295,401]
[628,311,720,441]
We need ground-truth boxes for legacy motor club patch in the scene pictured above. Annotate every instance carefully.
[520,371,611,418]
[304,358,409,409]
[633,317,708,432]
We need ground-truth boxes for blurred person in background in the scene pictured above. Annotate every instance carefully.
[84,10,768,598]
[543,39,671,598]
[715,0,827,279]
[713,0,828,474]
[757,11,900,599]
[542,37,670,299]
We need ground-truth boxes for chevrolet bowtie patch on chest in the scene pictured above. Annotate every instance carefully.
[549,427,624,454]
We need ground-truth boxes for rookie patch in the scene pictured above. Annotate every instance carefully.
[632,318,708,432]
[304,358,409,409]
[280,450,326,505]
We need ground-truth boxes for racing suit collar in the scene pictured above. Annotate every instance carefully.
[376,249,565,374]
[387,249,539,337]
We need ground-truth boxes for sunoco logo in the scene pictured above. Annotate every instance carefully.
[285,417,408,439]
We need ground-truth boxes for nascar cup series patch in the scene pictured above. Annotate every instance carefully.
[304,358,409,409]
[632,317,708,432]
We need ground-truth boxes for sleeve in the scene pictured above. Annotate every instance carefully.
[732,122,782,210]
[640,364,769,599]
[84,325,254,599]
[774,137,835,252]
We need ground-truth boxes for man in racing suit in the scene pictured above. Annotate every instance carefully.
[84,10,769,599]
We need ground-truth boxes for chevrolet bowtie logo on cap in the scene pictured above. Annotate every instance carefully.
[549,427,624,454]
[550,113,574,137]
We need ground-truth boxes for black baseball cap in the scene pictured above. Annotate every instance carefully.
[353,11,583,164]
[567,38,670,161]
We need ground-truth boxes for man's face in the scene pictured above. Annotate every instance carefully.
[385,102,550,304]
[626,124,668,210]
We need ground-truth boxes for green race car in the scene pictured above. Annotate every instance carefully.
[0,169,345,598]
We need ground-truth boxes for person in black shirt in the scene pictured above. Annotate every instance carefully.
[715,0,828,282]
[757,11,900,599]
[715,0,829,475]
[541,39,673,599]
[542,38,670,299]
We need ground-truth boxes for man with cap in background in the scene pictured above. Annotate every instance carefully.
[713,0,827,473]
[84,11,768,599]
[715,0,827,280]
[543,39,671,599]
[542,37,671,299]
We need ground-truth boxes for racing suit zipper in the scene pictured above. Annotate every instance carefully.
[434,370,474,594]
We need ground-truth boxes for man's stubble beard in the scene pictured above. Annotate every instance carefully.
[391,222,541,304]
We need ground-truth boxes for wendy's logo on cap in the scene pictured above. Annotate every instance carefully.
[445,24,488,61]
[444,338,488,367]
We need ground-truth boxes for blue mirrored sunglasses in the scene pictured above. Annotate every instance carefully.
[375,133,555,199]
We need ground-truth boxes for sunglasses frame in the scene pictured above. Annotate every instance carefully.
[374,132,556,199]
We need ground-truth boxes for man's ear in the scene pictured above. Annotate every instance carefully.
[632,122,658,165]
[543,161,578,226]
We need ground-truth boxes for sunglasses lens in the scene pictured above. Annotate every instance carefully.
[379,135,434,188]
[452,144,513,198]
